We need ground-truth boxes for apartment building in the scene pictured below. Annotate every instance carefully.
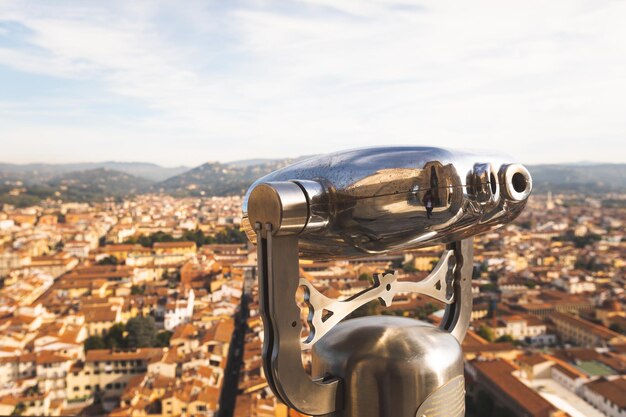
[66,348,166,402]
[551,312,626,347]
[476,314,547,341]
[580,377,626,417]
[36,351,73,399]
[154,241,197,256]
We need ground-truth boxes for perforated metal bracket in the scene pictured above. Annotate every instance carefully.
[300,249,458,347]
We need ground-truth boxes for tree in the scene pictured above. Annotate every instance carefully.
[125,231,175,247]
[575,256,608,272]
[415,303,439,320]
[480,283,498,293]
[131,285,145,295]
[156,331,172,347]
[358,273,375,285]
[97,256,118,265]
[162,270,180,289]
[84,336,106,351]
[402,262,417,273]
[182,229,209,246]
[124,227,247,248]
[495,334,515,343]
[573,233,601,249]
[106,323,126,348]
[610,323,626,335]
[125,316,158,348]
[11,402,25,416]
[477,325,495,342]
[214,227,247,244]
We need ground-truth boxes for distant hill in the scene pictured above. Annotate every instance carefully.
[49,168,153,197]
[155,160,297,196]
[1,158,625,207]
[527,164,626,194]
[0,168,152,206]
[0,161,189,182]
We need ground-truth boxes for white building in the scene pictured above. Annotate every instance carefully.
[163,290,195,331]
[0,220,15,230]
[481,315,547,341]
[581,377,626,417]
[554,275,596,294]
[36,352,73,399]
[63,241,91,259]
[551,363,588,393]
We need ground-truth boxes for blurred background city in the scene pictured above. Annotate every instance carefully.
[0,2,625,417]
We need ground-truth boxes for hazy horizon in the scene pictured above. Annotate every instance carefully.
[0,155,625,169]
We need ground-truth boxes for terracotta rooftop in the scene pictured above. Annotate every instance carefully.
[469,359,558,417]
[584,377,626,409]
[194,386,219,408]
[102,244,149,252]
[517,353,553,367]
[213,319,235,344]
[463,342,518,354]
[36,351,72,365]
[171,323,198,340]
[154,241,196,249]
[0,395,22,406]
[86,348,164,362]
[462,330,489,347]
[82,306,119,323]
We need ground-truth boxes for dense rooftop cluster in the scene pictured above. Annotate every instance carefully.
[0,191,624,417]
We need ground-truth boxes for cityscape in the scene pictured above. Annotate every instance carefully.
[0,177,624,417]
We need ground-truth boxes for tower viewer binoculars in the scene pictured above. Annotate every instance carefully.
[243,146,532,417]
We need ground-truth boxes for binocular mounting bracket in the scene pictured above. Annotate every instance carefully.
[255,221,473,416]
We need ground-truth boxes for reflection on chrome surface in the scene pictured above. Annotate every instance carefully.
[243,146,532,259]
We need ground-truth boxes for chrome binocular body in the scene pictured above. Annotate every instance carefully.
[243,146,531,259]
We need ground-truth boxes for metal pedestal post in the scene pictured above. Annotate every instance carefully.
[313,317,465,417]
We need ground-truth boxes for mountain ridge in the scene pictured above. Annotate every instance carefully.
[0,161,190,182]
[1,159,624,207]
[0,168,152,206]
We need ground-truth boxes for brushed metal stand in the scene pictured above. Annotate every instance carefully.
[256,220,473,417]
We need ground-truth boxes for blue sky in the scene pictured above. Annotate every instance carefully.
[0,1,625,166]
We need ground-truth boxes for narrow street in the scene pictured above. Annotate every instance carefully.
[216,291,250,417]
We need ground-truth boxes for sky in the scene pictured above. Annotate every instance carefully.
[0,0,625,167]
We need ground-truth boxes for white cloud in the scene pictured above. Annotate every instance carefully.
[0,0,624,165]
